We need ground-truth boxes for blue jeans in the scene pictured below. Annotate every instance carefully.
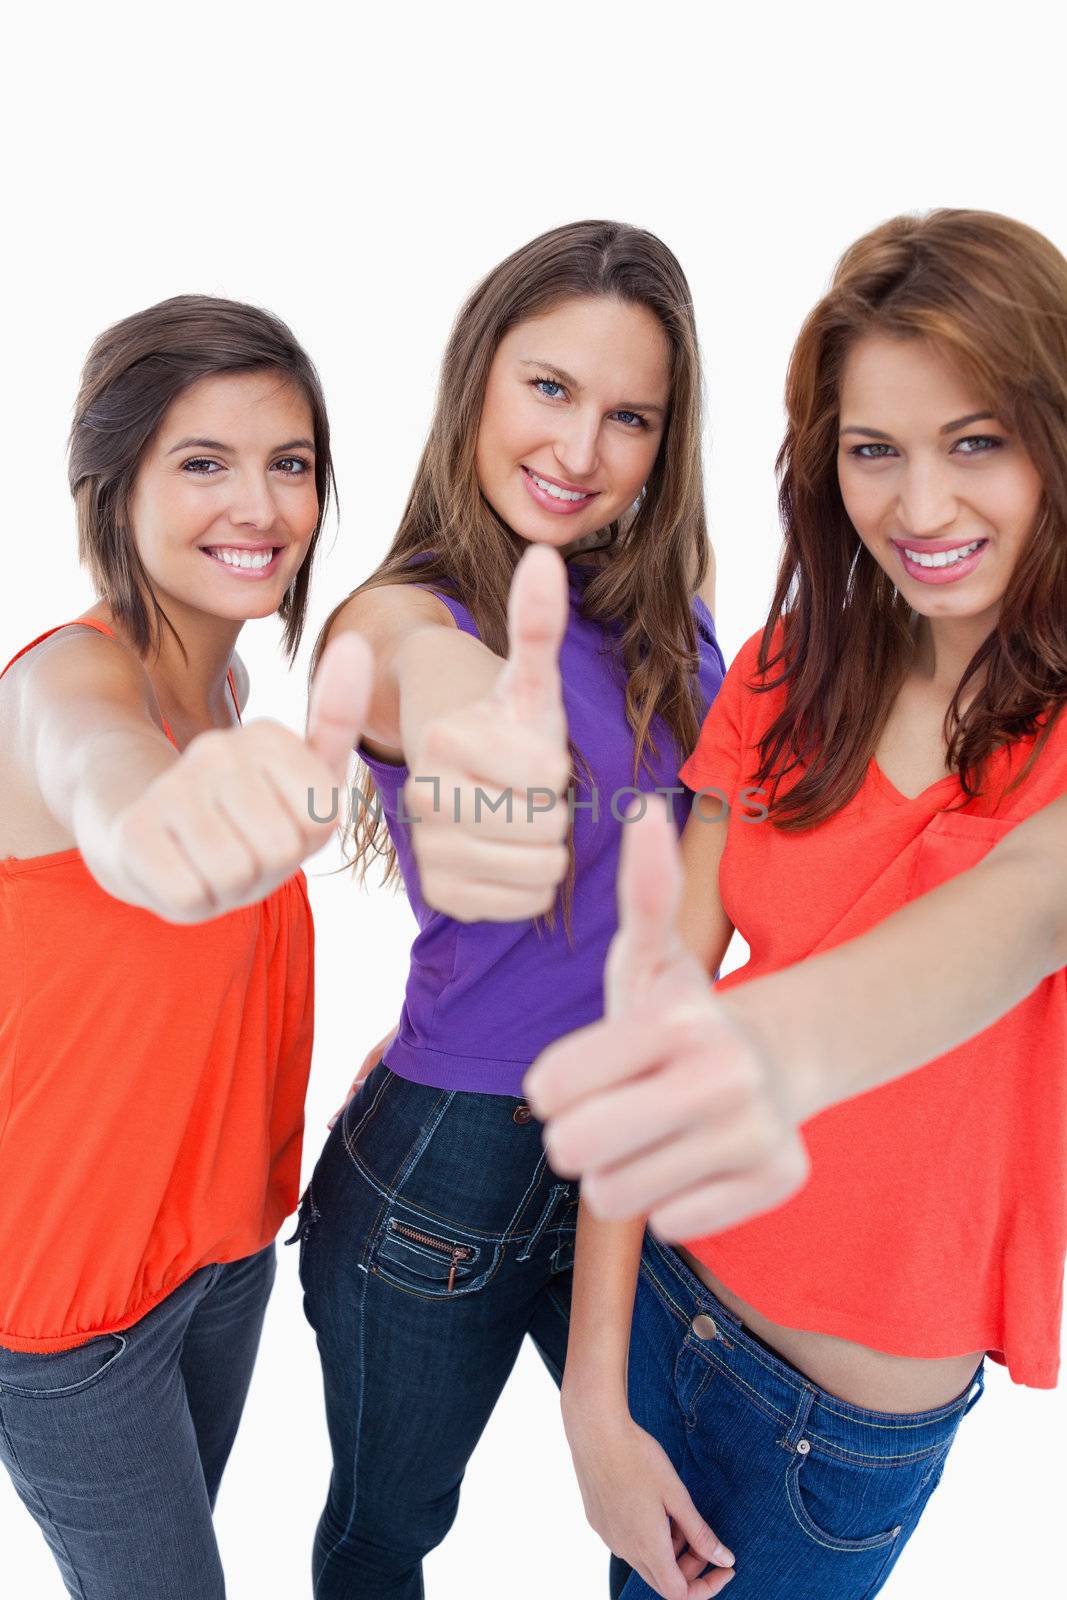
[0,1244,276,1600]
[296,1061,615,1599]
[622,1234,986,1600]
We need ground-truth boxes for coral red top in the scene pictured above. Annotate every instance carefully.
[679,626,1067,1388]
[0,620,314,1352]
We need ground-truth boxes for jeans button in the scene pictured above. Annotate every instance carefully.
[513,1103,533,1125]
[691,1313,718,1341]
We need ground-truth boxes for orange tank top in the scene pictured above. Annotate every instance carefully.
[679,626,1067,1389]
[0,620,315,1352]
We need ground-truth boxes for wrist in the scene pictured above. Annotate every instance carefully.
[561,1365,629,1426]
[715,983,829,1124]
[561,1384,630,1444]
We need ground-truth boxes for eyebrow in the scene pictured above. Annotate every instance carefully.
[166,436,315,455]
[840,412,998,442]
[519,359,665,416]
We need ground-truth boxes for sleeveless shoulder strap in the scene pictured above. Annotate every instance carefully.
[226,667,242,724]
[0,619,178,748]
[0,618,117,680]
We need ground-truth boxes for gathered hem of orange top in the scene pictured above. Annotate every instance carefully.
[0,1227,283,1355]
[677,1247,1059,1390]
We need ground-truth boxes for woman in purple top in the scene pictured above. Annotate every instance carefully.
[293,220,725,1598]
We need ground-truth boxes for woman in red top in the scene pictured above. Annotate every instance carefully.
[0,296,369,1600]
[527,210,1067,1599]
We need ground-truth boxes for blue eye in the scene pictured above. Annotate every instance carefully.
[532,377,565,399]
[613,410,648,431]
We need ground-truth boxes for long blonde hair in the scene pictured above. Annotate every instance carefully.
[313,220,712,901]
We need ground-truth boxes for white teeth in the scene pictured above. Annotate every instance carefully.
[207,547,275,569]
[530,471,589,502]
[904,540,982,569]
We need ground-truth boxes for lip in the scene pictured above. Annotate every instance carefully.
[200,542,285,579]
[521,465,600,517]
[890,537,989,586]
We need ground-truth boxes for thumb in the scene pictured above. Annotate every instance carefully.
[494,543,568,725]
[665,1478,734,1573]
[306,631,374,782]
[606,797,683,1012]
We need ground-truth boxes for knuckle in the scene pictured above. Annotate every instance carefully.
[260,836,302,874]
[163,883,210,921]
[185,727,227,765]
[419,721,452,764]
[403,778,428,819]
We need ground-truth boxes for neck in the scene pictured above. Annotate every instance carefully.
[91,589,244,714]
[913,607,998,692]
[559,525,615,562]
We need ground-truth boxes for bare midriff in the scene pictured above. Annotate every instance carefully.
[676,1246,984,1415]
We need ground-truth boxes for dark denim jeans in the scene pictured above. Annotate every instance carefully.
[296,1061,619,1599]
[0,1244,276,1599]
[621,1234,986,1600]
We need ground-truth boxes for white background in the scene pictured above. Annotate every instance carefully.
[2,2,1064,1595]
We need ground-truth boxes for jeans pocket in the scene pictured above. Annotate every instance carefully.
[784,1439,928,1553]
[370,1209,499,1299]
[0,1332,127,1399]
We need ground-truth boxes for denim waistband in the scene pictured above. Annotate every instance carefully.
[641,1233,985,1465]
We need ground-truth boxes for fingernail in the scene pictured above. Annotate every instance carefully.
[714,1544,734,1566]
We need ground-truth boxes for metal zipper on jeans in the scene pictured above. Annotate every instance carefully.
[388,1219,473,1292]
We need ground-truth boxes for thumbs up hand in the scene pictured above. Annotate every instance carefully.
[92,631,374,924]
[524,800,809,1240]
[405,544,572,923]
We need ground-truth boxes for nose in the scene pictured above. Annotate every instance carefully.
[896,458,958,538]
[552,408,600,482]
[225,470,278,533]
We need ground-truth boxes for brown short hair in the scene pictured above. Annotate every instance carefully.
[69,293,335,663]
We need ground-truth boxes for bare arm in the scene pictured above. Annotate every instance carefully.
[562,798,733,1409]
[17,625,372,922]
[324,583,503,762]
[527,791,1067,1241]
[724,792,1067,1122]
[22,629,180,855]
[555,803,736,1597]
[325,550,572,924]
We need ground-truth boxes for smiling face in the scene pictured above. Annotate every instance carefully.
[126,369,320,622]
[473,295,671,551]
[837,334,1044,641]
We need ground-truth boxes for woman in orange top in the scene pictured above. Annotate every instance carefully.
[0,296,370,1600]
[525,210,1067,1599]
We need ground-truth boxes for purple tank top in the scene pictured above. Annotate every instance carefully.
[361,565,726,1097]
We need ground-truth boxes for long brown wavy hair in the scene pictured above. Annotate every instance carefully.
[757,208,1067,829]
[313,220,711,895]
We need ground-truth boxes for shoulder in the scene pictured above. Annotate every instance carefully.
[229,650,250,712]
[708,622,788,734]
[697,558,716,619]
[325,583,459,648]
[3,620,164,746]
[727,623,782,681]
